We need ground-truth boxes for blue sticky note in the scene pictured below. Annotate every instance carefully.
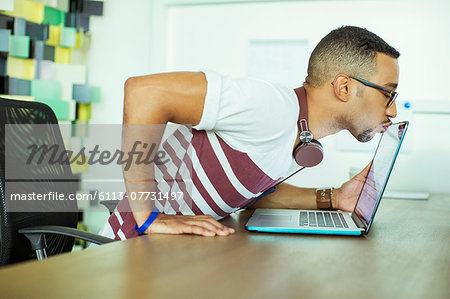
[73,84,91,103]
[0,29,11,53]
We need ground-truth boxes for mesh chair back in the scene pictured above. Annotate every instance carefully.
[0,97,78,266]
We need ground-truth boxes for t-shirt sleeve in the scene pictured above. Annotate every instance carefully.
[194,70,299,154]
[192,70,223,131]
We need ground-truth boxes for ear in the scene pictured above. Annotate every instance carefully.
[331,74,351,102]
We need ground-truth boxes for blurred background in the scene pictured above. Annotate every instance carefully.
[1,0,449,237]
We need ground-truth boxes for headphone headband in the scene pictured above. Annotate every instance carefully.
[294,87,309,132]
[293,87,324,167]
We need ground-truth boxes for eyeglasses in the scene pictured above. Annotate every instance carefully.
[349,76,398,107]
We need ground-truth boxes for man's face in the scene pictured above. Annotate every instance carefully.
[350,53,399,142]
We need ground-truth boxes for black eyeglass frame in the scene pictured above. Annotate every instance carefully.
[349,75,398,107]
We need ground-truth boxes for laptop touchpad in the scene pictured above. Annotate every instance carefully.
[258,215,292,226]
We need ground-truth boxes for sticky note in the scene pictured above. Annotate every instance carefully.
[70,153,88,173]
[0,29,10,53]
[82,1,103,16]
[65,12,76,28]
[0,54,7,75]
[9,77,31,96]
[9,35,30,58]
[7,56,34,80]
[31,79,61,101]
[3,0,45,24]
[90,86,100,103]
[46,25,61,46]
[59,80,72,100]
[71,120,89,137]
[77,13,89,33]
[0,0,14,11]
[43,6,65,26]
[26,21,49,41]
[37,98,74,120]
[13,17,26,36]
[43,44,55,60]
[0,14,14,31]
[32,41,55,61]
[74,30,83,49]
[56,0,70,12]
[72,84,90,102]
[60,26,76,47]
[54,46,71,63]
[35,59,54,80]
[77,102,91,120]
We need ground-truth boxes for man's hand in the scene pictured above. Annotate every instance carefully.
[146,214,235,237]
[333,162,372,211]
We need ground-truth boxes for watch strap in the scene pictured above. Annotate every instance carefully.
[316,187,334,210]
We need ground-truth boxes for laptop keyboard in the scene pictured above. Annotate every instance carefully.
[300,211,348,228]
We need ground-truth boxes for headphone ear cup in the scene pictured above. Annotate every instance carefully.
[294,139,324,167]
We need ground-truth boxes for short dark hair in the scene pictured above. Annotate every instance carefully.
[305,26,400,87]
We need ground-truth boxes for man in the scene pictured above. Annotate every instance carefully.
[99,25,399,239]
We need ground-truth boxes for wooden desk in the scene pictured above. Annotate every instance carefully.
[1,195,449,299]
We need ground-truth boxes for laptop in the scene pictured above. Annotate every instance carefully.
[245,121,409,236]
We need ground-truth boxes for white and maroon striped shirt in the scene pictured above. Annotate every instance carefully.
[99,70,299,240]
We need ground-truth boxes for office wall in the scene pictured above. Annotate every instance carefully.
[87,0,154,124]
[162,0,450,194]
[86,0,450,196]
[81,0,155,233]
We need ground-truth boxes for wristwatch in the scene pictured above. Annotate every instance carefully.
[316,187,334,210]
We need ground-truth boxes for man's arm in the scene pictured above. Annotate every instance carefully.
[123,72,234,237]
[249,183,318,210]
[249,163,371,211]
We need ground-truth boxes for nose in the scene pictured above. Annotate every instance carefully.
[386,101,397,119]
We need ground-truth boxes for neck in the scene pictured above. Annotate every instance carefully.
[302,83,343,139]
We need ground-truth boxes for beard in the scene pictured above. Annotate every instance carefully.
[336,115,378,143]
[336,115,390,143]
[356,127,377,142]
[356,120,392,142]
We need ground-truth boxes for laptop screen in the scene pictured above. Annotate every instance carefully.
[354,122,408,225]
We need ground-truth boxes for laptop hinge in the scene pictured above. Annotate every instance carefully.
[351,213,367,230]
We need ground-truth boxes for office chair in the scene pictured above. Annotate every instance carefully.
[0,97,114,266]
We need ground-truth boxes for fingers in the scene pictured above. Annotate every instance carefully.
[182,225,216,237]
[148,214,235,237]
[356,161,372,180]
[186,219,231,236]
[195,215,235,235]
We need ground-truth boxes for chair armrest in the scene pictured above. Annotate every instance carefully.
[99,200,120,214]
[19,225,114,245]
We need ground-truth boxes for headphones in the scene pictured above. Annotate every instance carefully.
[293,87,324,167]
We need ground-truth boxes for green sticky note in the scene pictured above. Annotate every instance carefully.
[43,6,65,26]
[9,35,30,58]
[31,79,61,101]
[38,99,71,120]
[90,86,100,102]
[60,26,76,48]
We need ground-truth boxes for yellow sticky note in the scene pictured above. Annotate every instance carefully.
[74,30,84,50]
[70,154,88,173]
[7,57,35,80]
[2,0,44,23]
[77,103,91,121]
[55,46,71,64]
[46,25,61,47]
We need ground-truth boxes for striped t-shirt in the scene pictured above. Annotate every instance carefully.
[99,70,300,240]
